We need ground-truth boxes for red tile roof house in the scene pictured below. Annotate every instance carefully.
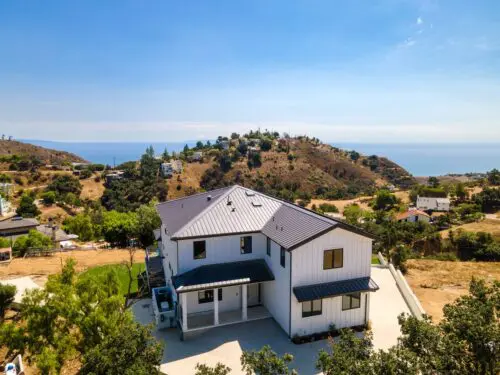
[155,185,378,340]
[395,209,431,223]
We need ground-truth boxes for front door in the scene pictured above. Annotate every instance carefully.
[247,283,260,307]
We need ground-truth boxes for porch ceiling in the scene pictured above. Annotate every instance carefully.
[173,259,274,293]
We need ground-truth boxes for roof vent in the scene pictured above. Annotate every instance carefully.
[245,191,255,197]
[207,195,212,201]
[227,195,232,205]
[252,201,262,207]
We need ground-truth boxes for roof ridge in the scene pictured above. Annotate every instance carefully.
[156,186,232,207]
[170,185,239,238]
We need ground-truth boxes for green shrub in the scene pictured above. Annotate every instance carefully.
[0,284,17,320]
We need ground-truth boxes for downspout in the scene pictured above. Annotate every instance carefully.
[288,251,292,338]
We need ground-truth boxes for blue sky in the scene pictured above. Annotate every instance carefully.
[0,0,499,142]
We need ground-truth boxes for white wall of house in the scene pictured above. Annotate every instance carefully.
[290,228,372,336]
[177,233,267,273]
[262,238,290,335]
[291,228,372,286]
[401,214,430,223]
[184,285,242,315]
[290,293,369,336]
[161,226,178,286]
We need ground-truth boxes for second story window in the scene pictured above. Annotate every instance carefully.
[240,236,252,254]
[280,247,285,268]
[266,237,271,256]
[193,240,206,259]
[323,248,343,270]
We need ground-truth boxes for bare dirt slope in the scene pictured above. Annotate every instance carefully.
[0,140,86,164]
[405,259,500,321]
[167,162,212,199]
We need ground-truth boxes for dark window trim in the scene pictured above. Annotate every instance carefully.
[198,289,223,304]
[323,248,343,270]
[193,240,206,260]
[240,236,253,254]
[342,292,361,311]
[302,299,322,318]
[280,247,286,268]
[266,237,271,256]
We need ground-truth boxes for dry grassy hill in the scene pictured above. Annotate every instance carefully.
[0,140,87,165]
[197,138,414,199]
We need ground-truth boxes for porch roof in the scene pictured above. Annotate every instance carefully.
[172,259,274,293]
[293,277,379,302]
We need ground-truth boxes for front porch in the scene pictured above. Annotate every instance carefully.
[187,305,271,331]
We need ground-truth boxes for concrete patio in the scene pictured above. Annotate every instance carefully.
[133,266,412,375]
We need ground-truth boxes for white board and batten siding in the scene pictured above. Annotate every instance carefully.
[177,233,267,274]
[262,239,290,335]
[160,225,178,285]
[290,228,372,336]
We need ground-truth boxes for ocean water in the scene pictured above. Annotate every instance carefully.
[23,139,499,176]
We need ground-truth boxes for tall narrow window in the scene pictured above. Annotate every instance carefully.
[193,240,206,259]
[323,248,343,269]
[342,292,361,310]
[266,237,271,256]
[302,299,322,317]
[280,247,286,268]
[240,236,252,254]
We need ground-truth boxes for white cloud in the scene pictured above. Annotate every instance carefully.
[416,17,423,25]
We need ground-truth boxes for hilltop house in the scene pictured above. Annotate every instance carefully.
[155,185,378,339]
[416,196,450,212]
[189,151,203,162]
[161,160,183,177]
[0,217,39,240]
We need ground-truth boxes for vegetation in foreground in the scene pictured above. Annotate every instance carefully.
[0,259,162,374]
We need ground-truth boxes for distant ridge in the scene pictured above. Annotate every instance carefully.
[0,139,87,164]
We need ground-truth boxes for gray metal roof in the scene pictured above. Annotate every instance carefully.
[0,218,39,231]
[156,185,374,249]
[156,187,233,236]
[36,225,78,242]
[293,277,379,302]
[172,259,275,293]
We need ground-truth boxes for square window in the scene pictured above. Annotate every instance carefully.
[302,299,322,317]
[240,236,252,254]
[342,292,361,311]
[323,249,343,269]
[193,240,206,259]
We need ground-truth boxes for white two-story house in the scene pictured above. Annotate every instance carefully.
[156,185,378,339]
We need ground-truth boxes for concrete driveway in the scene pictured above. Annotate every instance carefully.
[134,266,411,374]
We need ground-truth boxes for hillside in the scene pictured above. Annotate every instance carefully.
[0,139,87,165]
[196,137,415,201]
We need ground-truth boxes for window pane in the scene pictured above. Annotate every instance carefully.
[218,289,223,301]
[334,249,343,268]
[312,299,322,313]
[241,236,252,254]
[280,247,285,267]
[351,293,360,309]
[194,241,206,259]
[342,295,351,310]
[267,237,271,256]
[323,250,333,269]
[302,301,311,313]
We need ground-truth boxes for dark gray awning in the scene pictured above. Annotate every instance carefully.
[293,277,379,302]
[172,259,275,293]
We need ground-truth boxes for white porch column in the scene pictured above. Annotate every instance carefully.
[365,293,371,324]
[181,293,188,331]
[214,288,219,325]
[242,284,248,321]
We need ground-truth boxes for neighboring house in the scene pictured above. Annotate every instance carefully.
[189,151,203,162]
[416,196,450,211]
[161,163,174,177]
[0,183,14,197]
[0,197,12,216]
[36,224,78,245]
[105,171,124,185]
[0,247,12,262]
[220,140,230,150]
[395,209,431,223]
[0,217,39,240]
[156,185,378,340]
